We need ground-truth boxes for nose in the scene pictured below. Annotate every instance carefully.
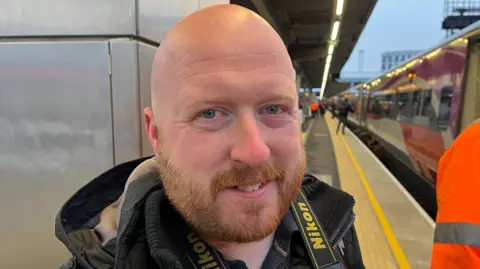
[230,114,271,168]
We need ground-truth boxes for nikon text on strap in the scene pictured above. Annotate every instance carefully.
[179,189,344,269]
[290,190,344,269]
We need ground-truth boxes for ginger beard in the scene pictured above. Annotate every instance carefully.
[157,150,307,243]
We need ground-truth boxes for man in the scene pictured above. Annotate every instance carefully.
[310,102,319,118]
[56,4,364,269]
[430,118,480,269]
[336,98,354,135]
[319,101,326,118]
[330,101,337,119]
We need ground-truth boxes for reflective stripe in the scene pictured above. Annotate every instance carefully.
[434,222,480,248]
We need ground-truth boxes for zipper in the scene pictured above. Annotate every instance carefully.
[330,199,356,247]
[332,211,355,248]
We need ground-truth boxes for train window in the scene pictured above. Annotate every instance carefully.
[437,87,453,130]
[395,92,412,122]
[370,94,394,118]
[420,90,432,117]
[412,91,422,116]
[383,94,396,119]
[412,89,434,128]
[371,96,384,116]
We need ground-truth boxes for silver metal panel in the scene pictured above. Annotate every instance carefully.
[0,41,113,268]
[138,0,229,43]
[110,39,142,164]
[0,0,135,36]
[137,42,157,156]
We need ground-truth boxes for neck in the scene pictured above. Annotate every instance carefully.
[209,233,275,269]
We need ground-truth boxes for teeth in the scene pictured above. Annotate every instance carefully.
[237,183,262,192]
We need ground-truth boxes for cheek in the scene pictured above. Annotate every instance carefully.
[166,128,228,178]
[267,122,302,146]
[267,125,303,166]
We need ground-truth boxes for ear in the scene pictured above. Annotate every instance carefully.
[143,107,160,156]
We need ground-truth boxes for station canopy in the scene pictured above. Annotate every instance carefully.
[233,0,377,97]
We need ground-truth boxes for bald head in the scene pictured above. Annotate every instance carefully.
[143,4,305,246]
[150,4,294,115]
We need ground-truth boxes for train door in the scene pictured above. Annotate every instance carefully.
[359,89,371,128]
[357,88,364,126]
[459,39,480,133]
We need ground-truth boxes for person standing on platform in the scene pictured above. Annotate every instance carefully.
[310,101,319,118]
[331,101,337,119]
[336,98,354,135]
[56,4,365,269]
[319,101,326,118]
[431,119,480,269]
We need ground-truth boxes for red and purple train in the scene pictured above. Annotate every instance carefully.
[334,21,480,192]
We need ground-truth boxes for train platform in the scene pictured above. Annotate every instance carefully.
[303,113,435,269]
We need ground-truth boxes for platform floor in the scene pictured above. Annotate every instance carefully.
[303,113,435,269]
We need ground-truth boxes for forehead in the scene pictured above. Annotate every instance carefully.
[174,52,295,102]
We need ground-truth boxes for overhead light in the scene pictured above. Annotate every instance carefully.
[321,63,330,83]
[328,44,334,55]
[326,54,332,65]
[331,21,340,40]
[321,70,330,90]
[336,0,344,15]
[320,78,328,99]
[321,47,333,98]
[323,64,330,79]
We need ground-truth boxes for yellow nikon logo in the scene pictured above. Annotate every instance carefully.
[187,232,221,269]
[298,202,327,249]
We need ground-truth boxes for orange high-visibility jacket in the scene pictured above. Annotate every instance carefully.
[431,120,480,269]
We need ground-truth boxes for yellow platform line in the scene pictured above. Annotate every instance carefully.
[339,133,411,269]
[302,132,306,141]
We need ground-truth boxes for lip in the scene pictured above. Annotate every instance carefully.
[223,181,273,200]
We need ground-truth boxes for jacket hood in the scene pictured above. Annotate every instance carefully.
[55,156,155,267]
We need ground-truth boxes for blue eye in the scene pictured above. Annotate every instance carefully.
[265,105,280,114]
[201,109,217,119]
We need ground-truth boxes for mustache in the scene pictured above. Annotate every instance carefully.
[211,163,285,197]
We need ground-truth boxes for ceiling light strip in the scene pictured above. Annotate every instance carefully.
[320,0,344,99]
[336,0,344,15]
[331,21,340,41]
[328,44,334,55]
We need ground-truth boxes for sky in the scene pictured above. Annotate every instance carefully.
[341,0,445,77]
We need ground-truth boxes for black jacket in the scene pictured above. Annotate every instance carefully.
[338,102,354,118]
[56,157,365,269]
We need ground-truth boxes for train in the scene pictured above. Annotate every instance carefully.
[332,20,480,216]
